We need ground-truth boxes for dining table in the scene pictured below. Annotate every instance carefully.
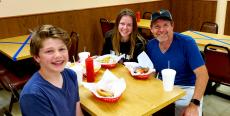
[79,64,185,116]
[137,19,151,29]
[0,34,31,61]
[112,19,151,29]
[181,31,230,50]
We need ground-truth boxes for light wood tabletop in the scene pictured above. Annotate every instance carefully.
[137,19,151,29]
[181,31,230,50]
[79,64,185,116]
[0,35,31,61]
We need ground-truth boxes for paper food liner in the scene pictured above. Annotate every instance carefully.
[82,69,126,98]
[137,51,154,69]
[95,54,123,65]
[124,62,155,76]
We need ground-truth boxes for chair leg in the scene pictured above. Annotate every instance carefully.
[204,81,212,95]
[4,109,12,116]
[9,94,14,113]
[8,94,18,113]
[0,107,12,116]
[212,83,220,92]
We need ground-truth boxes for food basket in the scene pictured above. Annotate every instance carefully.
[92,92,122,103]
[124,62,155,80]
[95,54,121,68]
[83,70,126,103]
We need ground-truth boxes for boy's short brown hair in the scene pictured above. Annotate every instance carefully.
[30,24,71,56]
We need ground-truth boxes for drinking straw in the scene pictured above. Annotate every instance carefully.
[73,56,76,64]
[168,60,170,69]
[84,46,86,52]
[156,72,159,79]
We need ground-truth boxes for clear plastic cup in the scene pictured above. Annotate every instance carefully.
[161,69,176,91]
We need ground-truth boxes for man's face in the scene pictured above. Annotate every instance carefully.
[150,19,174,43]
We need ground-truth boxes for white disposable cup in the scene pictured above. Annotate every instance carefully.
[161,69,176,91]
[69,64,83,86]
[78,52,90,63]
[75,65,83,86]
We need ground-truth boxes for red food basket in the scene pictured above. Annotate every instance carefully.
[92,92,122,103]
[133,74,150,80]
[101,63,116,68]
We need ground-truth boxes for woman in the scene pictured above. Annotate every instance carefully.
[19,25,84,116]
[102,8,146,62]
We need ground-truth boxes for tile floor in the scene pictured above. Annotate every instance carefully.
[0,85,230,116]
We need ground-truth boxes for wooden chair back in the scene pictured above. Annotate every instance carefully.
[100,18,114,37]
[200,22,218,34]
[69,31,79,62]
[204,44,230,86]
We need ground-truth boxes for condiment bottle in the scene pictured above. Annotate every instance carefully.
[136,11,141,22]
[85,57,95,82]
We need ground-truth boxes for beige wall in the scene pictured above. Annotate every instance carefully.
[0,0,158,18]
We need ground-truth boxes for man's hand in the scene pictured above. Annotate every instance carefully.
[182,103,199,116]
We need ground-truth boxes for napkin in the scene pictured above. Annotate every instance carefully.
[137,51,154,69]
[82,69,126,98]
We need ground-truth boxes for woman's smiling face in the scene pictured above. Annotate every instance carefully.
[118,15,133,42]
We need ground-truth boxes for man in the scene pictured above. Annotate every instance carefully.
[146,9,209,116]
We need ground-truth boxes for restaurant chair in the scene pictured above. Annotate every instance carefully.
[100,18,114,37]
[200,22,218,34]
[204,44,230,98]
[69,31,79,62]
[140,11,152,40]
[0,107,12,116]
[0,64,30,113]
[0,82,3,90]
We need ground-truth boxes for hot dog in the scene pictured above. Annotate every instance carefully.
[96,89,114,97]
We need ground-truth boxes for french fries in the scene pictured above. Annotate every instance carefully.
[98,56,115,63]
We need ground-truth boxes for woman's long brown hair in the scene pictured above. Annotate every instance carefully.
[112,8,146,58]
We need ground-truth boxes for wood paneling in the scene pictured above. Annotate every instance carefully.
[0,1,170,55]
[225,1,230,35]
[0,0,222,55]
[171,0,217,32]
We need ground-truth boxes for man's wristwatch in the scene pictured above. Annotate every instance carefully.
[190,99,200,106]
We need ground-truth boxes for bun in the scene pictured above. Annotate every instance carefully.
[97,89,114,97]
[134,67,149,74]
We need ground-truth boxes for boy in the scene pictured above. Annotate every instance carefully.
[20,25,83,116]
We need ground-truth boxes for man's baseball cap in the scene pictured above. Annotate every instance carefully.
[151,9,173,23]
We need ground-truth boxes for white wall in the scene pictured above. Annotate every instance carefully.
[0,0,156,18]
[215,0,227,34]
